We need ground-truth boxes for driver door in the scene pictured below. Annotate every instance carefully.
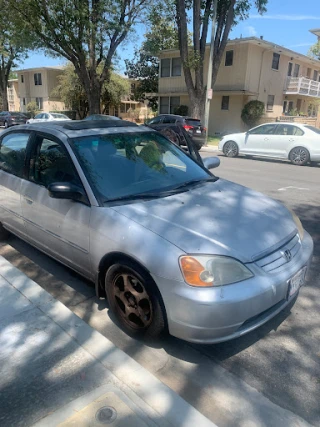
[20,134,92,278]
[242,124,277,156]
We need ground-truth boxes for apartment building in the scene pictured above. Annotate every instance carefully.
[16,66,66,113]
[158,35,320,135]
[7,79,20,111]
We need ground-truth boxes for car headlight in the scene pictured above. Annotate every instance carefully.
[179,255,254,287]
[291,210,304,240]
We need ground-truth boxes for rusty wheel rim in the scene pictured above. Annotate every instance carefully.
[111,273,153,330]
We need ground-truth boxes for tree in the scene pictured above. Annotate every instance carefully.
[52,63,130,118]
[125,4,179,111]
[308,41,320,61]
[0,1,33,111]
[241,100,264,127]
[12,0,150,114]
[101,73,130,113]
[175,0,268,119]
[26,101,39,118]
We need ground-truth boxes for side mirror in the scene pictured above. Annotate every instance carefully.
[48,182,87,203]
[202,156,220,169]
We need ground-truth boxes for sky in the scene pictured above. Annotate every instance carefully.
[19,0,320,73]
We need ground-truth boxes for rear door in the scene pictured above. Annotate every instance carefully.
[0,131,31,239]
[271,124,305,158]
[20,133,92,278]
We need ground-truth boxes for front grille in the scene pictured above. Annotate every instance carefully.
[255,234,301,273]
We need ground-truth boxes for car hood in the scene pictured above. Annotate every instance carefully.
[111,179,297,263]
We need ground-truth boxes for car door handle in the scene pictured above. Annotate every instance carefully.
[264,138,269,141]
[24,196,33,205]
[289,138,295,142]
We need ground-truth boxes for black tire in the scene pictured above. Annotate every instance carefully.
[289,146,310,166]
[105,261,166,339]
[223,140,239,157]
[0,222,10,240]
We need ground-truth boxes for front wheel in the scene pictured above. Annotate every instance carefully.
[289,147,310,166]
[105,261,166,339]
[223,141,239,157]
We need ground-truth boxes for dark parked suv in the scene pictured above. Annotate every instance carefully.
[146,114,206,150]
[0,111,27,128]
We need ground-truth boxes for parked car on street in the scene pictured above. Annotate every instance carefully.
[0,120,313,344]
[219,122,320,166]
[83,114,121,121]
[146,114,206,150]
[0,111,27,128]
[27,112,71,124]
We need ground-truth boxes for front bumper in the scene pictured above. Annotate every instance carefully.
[153,231,313,344]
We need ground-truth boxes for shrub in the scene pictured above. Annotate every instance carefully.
[241,100,265,127]
[26,101,39,118]
[174,105,189,116]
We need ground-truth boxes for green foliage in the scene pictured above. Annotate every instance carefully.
[26,101,39,118]
[174,105,189,115]
[308,41,320,60]
[11,0,150,113]
[101,73,130,112]
[241,100,265,127]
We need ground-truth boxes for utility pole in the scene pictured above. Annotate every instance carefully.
[204,0,217,146]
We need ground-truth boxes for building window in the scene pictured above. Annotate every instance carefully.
[120,103,125,113]
[21,75,24,83]
[159,97,170,114]
[131,103,136,110]
[170,96,180,114]
[34,73,42,86]
[161,59,171,77]
[287,62,293,77]
[172,58,181,76]
[225,50,234,67]
[267,95,274,111]
[35,97,43,110]
[221,96,229,110]
[23,97,26,106]
[293,64,300,77]
[313,70,318,81]
[272,53,280,70]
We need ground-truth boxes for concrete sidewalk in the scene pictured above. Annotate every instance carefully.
[201,146,219,153]
[0,255,215,427]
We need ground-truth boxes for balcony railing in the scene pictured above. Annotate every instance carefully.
[285,77,320,97]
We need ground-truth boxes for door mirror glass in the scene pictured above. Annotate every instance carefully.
[203,156,220,169]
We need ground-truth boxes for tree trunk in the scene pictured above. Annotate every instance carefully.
[1,87,8,111]
[189,92,206,119]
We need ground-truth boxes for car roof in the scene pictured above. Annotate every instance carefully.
[8,119,150,138]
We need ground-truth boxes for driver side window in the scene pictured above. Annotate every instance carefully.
[29,137,81,188]
[249,124,276,135]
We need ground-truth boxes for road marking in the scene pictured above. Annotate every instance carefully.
[278,186,310,191]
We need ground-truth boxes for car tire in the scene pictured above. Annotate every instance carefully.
[223,141,239,157]
[289,147,310,166]
[0,222,10,240]
[105,261,166,339]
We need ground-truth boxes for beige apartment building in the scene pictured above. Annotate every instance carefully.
[158,34,320,135]
[16,66,66,113]
[7,79,20,111]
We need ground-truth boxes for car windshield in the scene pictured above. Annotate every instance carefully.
[71,131,212,202]
[51,113,69,119]
[304,125,320,135]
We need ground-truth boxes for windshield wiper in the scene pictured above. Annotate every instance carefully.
[171,176,217,191]
[104,188,188,203]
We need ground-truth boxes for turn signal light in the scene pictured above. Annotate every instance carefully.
[180,256,214,287]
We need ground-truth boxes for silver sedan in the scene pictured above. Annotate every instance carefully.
[0,121,313,343]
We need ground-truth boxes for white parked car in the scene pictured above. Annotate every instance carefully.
[219,122,320,166]
[27,112,71,124]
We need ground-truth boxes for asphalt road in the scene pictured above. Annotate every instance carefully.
[0,152,319,426]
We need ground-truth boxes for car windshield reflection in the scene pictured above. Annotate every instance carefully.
[71,131,211,203]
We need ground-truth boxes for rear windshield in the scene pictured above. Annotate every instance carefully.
[51,113,68,119]
[185,119,202,127]
[304,125,320,135]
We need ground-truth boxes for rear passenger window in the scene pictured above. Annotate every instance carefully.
[0,133,29,177]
